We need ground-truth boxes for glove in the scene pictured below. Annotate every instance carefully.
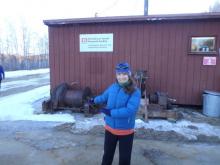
[88,98,95,105]
[100,108,111,116]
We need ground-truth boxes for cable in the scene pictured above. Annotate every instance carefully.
[97,0,120,16]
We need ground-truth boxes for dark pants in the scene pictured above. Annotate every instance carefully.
[101,130,134,165]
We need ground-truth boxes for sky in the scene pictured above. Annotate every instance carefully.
[0,0,219,34]
[0,0,219,55]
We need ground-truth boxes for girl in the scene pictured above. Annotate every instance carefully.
[93,62,141,165]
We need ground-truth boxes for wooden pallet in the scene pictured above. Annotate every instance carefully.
[139,101,180,122]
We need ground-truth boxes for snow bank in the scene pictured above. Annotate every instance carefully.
[5,68,49,78]
[135,119,220,140]
[1,74,49,91]
[71,114,105,133]
[70,114,220,140]
[0,85,75,123]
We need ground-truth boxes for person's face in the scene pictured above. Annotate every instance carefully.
[116,72,129,84]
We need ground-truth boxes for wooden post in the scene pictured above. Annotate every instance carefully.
[144,91,148,122]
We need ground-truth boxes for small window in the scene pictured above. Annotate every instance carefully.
[189,36,217,55]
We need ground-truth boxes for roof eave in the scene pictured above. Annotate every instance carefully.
[43,12,220,26]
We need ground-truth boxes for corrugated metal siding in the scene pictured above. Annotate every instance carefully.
[48,20,220,105]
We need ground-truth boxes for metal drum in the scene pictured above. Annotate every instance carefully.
[203,90,220,117]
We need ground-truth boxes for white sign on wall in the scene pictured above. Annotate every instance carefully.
[203,57,216,66]
[79,33,113,52]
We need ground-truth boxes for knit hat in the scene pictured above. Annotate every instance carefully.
[115,62,131,76]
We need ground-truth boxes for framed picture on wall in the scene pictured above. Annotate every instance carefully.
[189,36,217,55]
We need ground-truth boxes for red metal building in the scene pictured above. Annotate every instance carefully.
[44,13,220,105]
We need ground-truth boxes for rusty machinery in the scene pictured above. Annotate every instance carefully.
[134,70,180,121]
[42,71,180,120]
[42,82,99,116]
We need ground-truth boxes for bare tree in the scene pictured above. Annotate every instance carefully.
[5,21,19,55]
[0,21,19,55]
[0,18,49,70]
[19,19,32,69]
[209,1,220,12]
[4,37,10,55]
[20,24,31,56]
[0,38,3,54]
[37,33,49,55]
[35,33,48,68]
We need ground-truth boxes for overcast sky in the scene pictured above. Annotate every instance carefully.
[0,0,219,34]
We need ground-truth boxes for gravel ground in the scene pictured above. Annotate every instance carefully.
[1,120,220,165]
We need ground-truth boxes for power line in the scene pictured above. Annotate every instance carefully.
[96,0,120,16]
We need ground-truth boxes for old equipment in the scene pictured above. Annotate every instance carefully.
[42,82,99,116]
[134,70,180,121]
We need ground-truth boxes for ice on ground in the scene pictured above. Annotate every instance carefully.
[5,68,49,78]
[70,113,220,140]
[0,85,75,123]
[135,119,220,140]
[1,74,49,91]
[71,113,105,133]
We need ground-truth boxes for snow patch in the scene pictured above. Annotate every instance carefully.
[72,114,104,133]
[135,119,220,140]
[5,68,49,78]
[1,74,49,91]
[0,85,75,123]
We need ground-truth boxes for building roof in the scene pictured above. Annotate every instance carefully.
[44,12,220,26]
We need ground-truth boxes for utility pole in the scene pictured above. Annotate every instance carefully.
[144,0,148,16]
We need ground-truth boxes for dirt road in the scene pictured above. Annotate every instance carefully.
[0,72,49,97]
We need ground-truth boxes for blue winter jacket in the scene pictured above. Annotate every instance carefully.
[0,65,5,80]
[94,83,141,130]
